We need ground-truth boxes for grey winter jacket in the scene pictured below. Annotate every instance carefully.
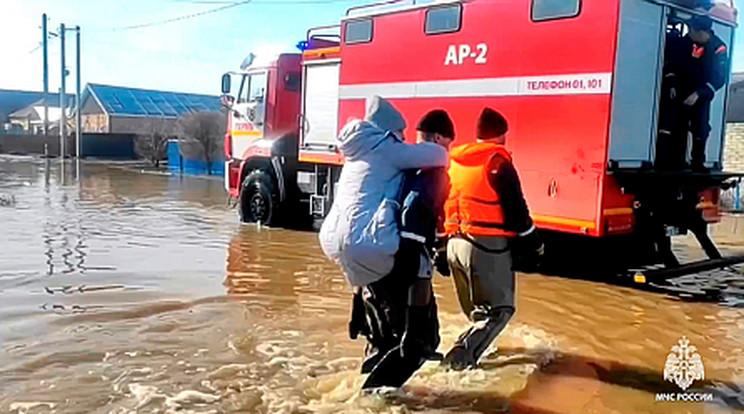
[319,120,449,287]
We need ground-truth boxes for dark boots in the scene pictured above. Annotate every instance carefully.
[691,136,709,172]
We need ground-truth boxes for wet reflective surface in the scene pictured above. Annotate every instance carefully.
[1,155,743,413]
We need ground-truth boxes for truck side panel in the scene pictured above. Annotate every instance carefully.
[337,0,620,235]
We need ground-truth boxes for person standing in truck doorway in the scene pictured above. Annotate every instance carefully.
[666,13,729,171]
[441,107,544,370]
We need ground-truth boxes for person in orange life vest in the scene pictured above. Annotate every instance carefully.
[441,107,544,371]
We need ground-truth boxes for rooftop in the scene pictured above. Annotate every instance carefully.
[85,84,221,118]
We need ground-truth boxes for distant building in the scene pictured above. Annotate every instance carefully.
[725,73,744,173]
[1,90,76,134]
[79,83,221,135]
[0,89,43,132]
[8,97,69,135]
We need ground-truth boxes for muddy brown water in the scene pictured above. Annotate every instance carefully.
[1,155,743,414]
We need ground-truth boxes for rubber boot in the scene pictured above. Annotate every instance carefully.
[361,342,394,374]
[363,280,441,389]
[442,306,514,371]
[362,305,440,389]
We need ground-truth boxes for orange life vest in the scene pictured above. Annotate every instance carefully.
[444,142,516,238]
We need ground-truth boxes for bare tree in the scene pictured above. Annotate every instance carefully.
[134,118,171,168]
[179,111,225,175]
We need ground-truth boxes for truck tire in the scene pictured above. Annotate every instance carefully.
[239,170,277,225]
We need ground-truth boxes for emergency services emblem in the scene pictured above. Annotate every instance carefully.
[663,337,705,391]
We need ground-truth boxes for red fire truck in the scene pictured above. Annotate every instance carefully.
[220,0,744,281]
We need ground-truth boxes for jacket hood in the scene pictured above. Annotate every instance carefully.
[450,142,509,167]
[337,120,394,160]
[365,95,407,132]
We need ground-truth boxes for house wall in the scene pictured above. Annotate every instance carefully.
[82,114,109,133]
[724,122,744,172]
[81,93,108,133]
[9,117,31,132]
[723,123,744,211]
[81,95,103,114]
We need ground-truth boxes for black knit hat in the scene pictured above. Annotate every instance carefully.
[417,109,455,140]
[690,15,713,31]
[477,107,508,139]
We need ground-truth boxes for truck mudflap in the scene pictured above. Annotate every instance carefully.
[610,169,744,288]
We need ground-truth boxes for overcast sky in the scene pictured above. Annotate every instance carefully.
[2,0,744,96]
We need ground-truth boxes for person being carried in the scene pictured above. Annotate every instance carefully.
[318,97,449,387]
[441,108,544,371]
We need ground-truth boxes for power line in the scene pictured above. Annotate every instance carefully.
[28,34,58,55]
[101,0,356,32]
[169,0,241,3]
[251,0,357,3]
[111,0,253,31]
[171,0,355,4]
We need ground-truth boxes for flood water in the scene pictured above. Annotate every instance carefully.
[1,155,743,414]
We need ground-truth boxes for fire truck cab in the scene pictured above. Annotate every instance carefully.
[221,53,304,223]
[221,0,744,279]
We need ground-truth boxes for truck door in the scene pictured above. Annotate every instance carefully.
[609,0,666,168]
[301,61,341,149]
[609,0,735,170]
[705,20,733,167]
[231,71,268,158]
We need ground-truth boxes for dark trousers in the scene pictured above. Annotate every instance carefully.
[359,239,440,371]
[686,101,711,167]
[656,86,711,169]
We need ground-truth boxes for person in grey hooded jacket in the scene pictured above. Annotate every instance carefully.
[319,96,449,287]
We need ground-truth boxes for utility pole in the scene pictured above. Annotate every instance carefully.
[75,26,82,158]
[42,14,49,136]
[59,23,66,159]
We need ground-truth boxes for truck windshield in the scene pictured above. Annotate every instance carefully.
[244,72,267,103]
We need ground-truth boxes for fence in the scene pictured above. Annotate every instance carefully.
[81,133,136,158]
[0,134,72,156]
[166,140,225,176]
[0,133,135,158]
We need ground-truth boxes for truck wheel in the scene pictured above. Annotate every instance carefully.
[239,170,277,225]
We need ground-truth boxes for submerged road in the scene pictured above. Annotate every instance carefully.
[0,155,742,413]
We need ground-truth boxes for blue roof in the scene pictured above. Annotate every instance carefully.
[86,84,221,118]
[0,89,43,122]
